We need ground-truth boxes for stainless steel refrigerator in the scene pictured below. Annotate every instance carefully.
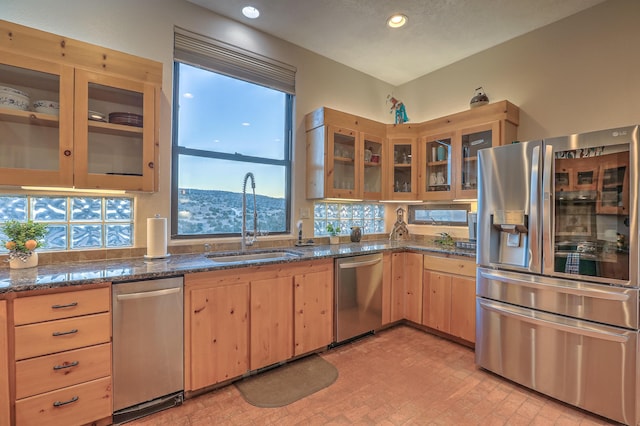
[476,125,639,425]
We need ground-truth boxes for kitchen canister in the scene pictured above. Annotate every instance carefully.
[350,226,362,242]
[145,214,170,259]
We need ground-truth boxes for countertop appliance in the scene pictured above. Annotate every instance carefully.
[476,125,639,425]
[112,276,184,424]
[335,253,383,343]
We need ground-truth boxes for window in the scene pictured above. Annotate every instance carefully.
[408,204,471,226]
[0,195,134,251]
[172,29,295,238]
[314,202,385,236]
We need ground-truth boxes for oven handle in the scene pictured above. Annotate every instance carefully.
[116,287,181,301]
[479,270,629,301]
[478,299,629,343]
[339,258,382,269]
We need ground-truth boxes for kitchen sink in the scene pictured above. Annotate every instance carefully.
[206,250,304,264]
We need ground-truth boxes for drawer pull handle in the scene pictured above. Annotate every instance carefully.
[52,329,78,337]
[53,396,79,407]
[53,361,79,370]
[51,302,78,309]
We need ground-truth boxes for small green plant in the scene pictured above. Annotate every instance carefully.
[433,232,455,247]
[2,220,48,260]
[326,223,341,236]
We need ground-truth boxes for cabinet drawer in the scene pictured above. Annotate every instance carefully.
[15,376,112,426]
[15,313,111,360]
[16,343,111,399]
[14,287,110,325]
[423,255,476,277]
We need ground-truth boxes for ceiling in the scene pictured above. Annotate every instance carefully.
[187,0,604,86]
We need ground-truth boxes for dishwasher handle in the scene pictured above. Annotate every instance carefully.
[116,287,181,301]
[338,257,382,269]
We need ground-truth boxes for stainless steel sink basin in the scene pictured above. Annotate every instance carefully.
[206,250,303,263]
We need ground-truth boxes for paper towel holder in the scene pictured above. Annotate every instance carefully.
[144,214,171,260]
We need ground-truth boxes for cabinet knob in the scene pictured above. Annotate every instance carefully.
[64,150,71,156]
[148,162,154,169]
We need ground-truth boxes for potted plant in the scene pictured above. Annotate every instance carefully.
[2,220,48,269]
[327,223,341,245]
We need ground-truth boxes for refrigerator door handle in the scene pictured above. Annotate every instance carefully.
[479,269,629,301]
[528,145,540,273]
[478,299,629,343]
[541,144,555,274]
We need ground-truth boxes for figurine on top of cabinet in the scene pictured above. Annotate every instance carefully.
[387,95,409,124]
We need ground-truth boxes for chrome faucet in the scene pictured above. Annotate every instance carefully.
[241,172,258,251]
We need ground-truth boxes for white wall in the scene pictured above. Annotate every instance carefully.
[1,0,394,246]
[396,0,640,141]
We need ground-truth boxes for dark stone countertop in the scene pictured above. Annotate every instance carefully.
[0,240,475,295]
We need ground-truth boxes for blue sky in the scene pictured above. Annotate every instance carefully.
[176,63,287,198]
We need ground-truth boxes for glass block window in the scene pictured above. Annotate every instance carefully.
[314,202,385,236]
[0,195,134,252]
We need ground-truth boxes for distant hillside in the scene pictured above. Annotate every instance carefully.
[177,188,286,234]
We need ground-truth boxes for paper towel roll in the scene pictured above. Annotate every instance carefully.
[146,216,168,258]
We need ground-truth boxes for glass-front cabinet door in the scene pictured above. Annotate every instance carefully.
[74,70,156,191]
[362,133,383,200]
[420,132,453,200]
[456,121,499,199]
[388,137,417,200]
[0,54,74,187]
[326,125,359,199]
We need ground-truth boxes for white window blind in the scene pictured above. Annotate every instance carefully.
[174,27,296,94]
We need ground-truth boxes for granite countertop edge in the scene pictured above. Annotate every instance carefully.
[0,240,475,294]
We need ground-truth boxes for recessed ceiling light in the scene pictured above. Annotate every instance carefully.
[242,6,260,19]
[387,14,408,28]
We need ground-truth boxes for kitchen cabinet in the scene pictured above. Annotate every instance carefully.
[293,265,333,356]
[419,132,455,200]
[381,252,393,325]
[251,276,293,370]
[390,252,423,323]
[185,259,333,392]
[387,135,419,200]
[0,19,162,192]
[12,286,112,426]
[422,255,476,343]
[0,300,8,426]
[305,107,387,200]
[455,121,501,199]
[185,275,249,391]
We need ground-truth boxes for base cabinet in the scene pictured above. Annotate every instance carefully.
[0,301,9,426]
[390,252,423,323]
[422,255,476,343]
[185,259,333,392]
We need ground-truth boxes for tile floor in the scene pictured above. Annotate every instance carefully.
[129,325,617,425]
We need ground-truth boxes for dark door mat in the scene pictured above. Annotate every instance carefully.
[235,354,338,408]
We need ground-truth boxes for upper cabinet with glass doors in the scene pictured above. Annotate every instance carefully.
[420,132,454,200]
[305,107,386,200]
[0,19,162,192]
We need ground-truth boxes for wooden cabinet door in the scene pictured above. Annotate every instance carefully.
[420,132,455,201]
[403,252,424,323]
[251,277,293,370]
[422,271,451,333]
[381,252,392,325]
[294,267,333,356]
[188,283,249,390]
[362,133,385,200]
[388,137,418,200]
[390,252,405,321]
[455,121,500,199]
[450,276,476,342]
[326,125,360,199]
[0,300,9,426]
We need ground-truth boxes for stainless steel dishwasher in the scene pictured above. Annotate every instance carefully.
[112,276,184,424]
[335,253,383,343]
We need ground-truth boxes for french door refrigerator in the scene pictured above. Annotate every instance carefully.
[475,125,639,425]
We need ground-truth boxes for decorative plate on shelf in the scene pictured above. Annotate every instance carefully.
[33,100,60,116]
[0,85,30,111]
[89,110,107,122]
[109,112,143,127]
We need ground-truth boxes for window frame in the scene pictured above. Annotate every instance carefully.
[407,203,471,226]
[170,61,293,239]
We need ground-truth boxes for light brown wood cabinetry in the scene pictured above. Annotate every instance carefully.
[0,19,162,192]
[185,259,333,392]
[12,286,112,426]
[0,300,9,426]
[305,107,387,200]
[293,266,333,356]
[422,255,476,343]
[381,252,393,325]
[388,135,419,200]
[390,252,423,323]
[251,277,293,370]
